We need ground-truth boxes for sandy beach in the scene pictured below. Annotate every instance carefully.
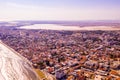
[0,41,39,80]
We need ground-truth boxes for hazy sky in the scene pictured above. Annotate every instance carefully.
[0,0,120,21]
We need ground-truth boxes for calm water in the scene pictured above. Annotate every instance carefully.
[19,24,119,31]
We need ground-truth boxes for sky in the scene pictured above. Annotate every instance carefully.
[0,0,120,21]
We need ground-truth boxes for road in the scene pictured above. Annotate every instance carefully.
[0,40,40,80]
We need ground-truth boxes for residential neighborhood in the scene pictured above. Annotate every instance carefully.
[0,25,119,80]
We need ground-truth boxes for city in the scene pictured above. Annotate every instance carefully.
[0,21,120,80]
[0,0,120,80]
